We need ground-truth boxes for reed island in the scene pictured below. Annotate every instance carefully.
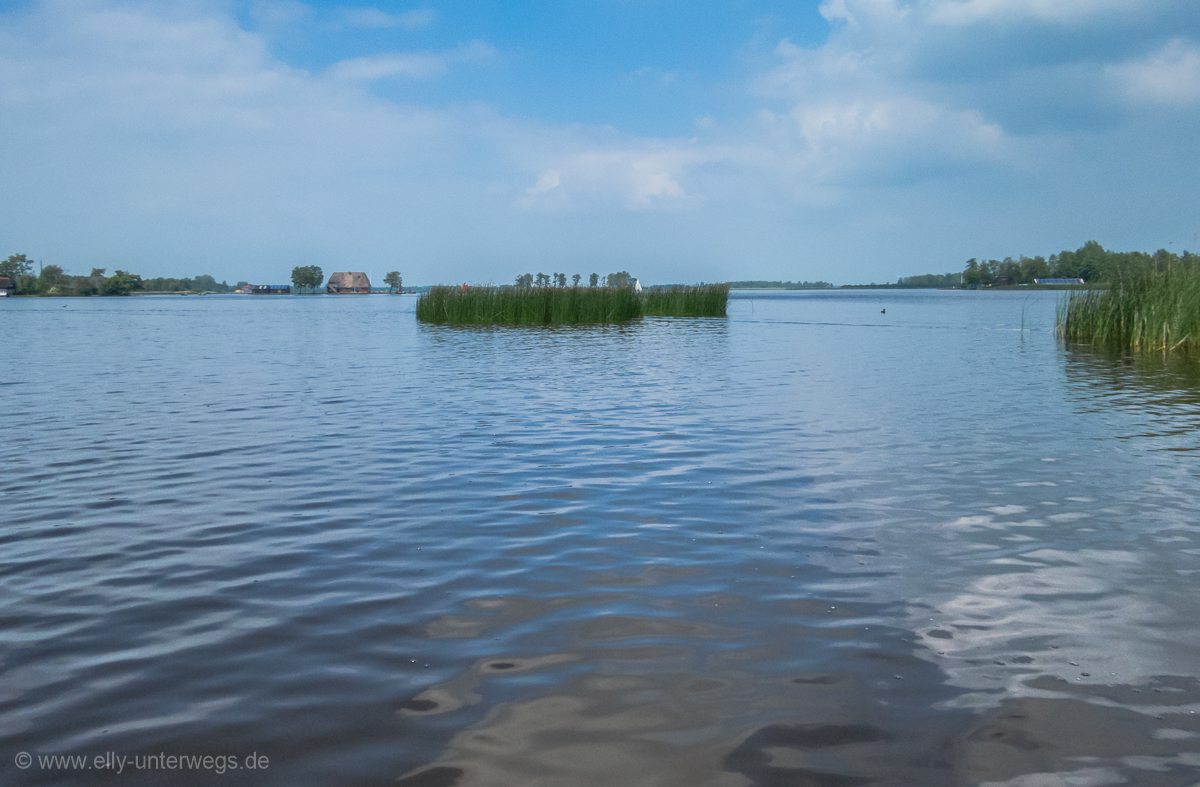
[416,278,729,325]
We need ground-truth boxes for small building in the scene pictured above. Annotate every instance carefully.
[0,277,14,297]
[327,272,371,294]
[251,284,291,294]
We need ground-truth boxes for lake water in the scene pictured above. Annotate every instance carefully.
[3,290,1199,786]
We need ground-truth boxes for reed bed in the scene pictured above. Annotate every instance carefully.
[416,286,642,325]
[416,283,730,324]
[642,284,730,317]
[1058,257,1200,353]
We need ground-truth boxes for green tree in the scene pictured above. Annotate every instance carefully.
[589,273,599,288]
[90,268,107,278]
[291,265,324,293]
[1075,240,1107,281]
[38,265,65,295]
[606,271,633,288]
[515,273,533,288]
[1020,256,1050,283]
[979,260,998,286]
[554,272,567,288]
[962,258,982,288]
[1,254,33,281]
[535,273,549,287]
[101,270,143,296]
[996,257,1021,286]
[190,274,222,293]
[1053,248,1084,279]
[572,273,581,287]
[383,271,402,292]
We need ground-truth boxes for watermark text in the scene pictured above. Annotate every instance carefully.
[15,751,268,774]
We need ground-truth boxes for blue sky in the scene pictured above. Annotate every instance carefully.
[1,0,1198,285]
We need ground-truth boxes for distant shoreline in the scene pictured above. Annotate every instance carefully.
[729,284,1088,291]
[3,283,1094,298]
[831,284,1088,291]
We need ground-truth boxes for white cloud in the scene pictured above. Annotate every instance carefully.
[518,145,720,210]
[1108,39,1200,106]
[326,41,495,81]
[926,0,1144,27]
[326,52,444,80]
[753,32,1012,188]
[783,97,1005,182]
[817,0,911,33]
[527,170,561,196]
[337,6,435,30]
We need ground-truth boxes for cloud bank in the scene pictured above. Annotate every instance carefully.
[0,0,1196,284]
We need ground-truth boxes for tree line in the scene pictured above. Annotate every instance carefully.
[0,255,236,296]
[894,272,961,288]
[512,271,632,288]
[142,274,235,293]
[960,241,1192,287]
[0,255,412,296]
[874,242,1192,289]
[726,280,833,289]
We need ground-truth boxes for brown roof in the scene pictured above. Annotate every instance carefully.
[327,272,371,293]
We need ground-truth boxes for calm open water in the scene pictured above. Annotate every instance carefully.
[2,290,1199,786]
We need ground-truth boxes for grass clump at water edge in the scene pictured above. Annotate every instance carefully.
[1058,256,1200,354]
[416,283,730,325]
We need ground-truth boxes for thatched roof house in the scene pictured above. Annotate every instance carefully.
[327,272,371,294]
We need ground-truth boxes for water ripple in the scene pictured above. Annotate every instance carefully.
[1,292,1198,785]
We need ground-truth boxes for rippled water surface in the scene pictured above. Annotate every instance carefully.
[3,290,1199,786]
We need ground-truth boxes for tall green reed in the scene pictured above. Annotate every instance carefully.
[416,286,642,325]
[416,283,731,325]
[1058,255,1200,353]
[642,284,730,317]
